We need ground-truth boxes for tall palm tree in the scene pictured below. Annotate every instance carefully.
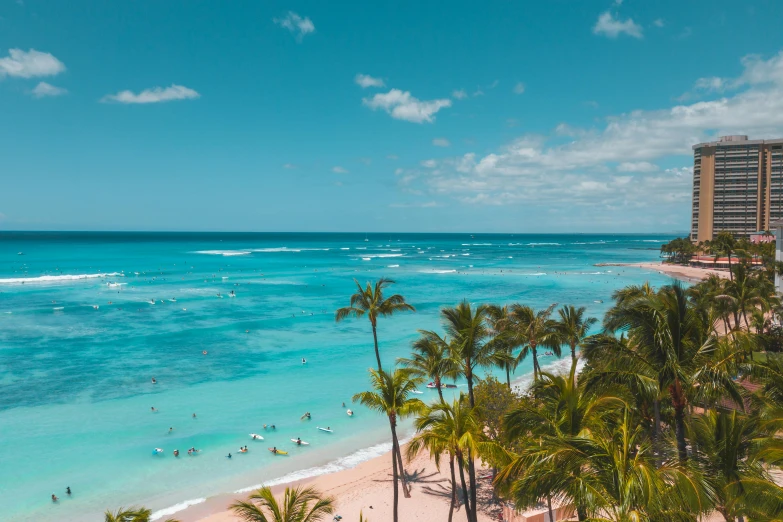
[439,300,502,522]
[104,508,179,522]
[230,486,334,522]
[498,303,560,380]
[408,395,481,522]
[718,262,766,331]
[554,305,597,363]
[335,278,415,371]
[602,282,743,462]
[353,368,424,521]
[712,231,738,281]
[487,304,519,388]
[610,281,655,306]
[398,330,456,403]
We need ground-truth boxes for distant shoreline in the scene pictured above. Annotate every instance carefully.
[597,261,729,283]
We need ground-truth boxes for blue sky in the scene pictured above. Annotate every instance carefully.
[3,0,783,233]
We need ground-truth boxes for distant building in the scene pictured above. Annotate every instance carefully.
[691,135,783,243]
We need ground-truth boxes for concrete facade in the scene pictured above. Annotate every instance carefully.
[691,135,783,242]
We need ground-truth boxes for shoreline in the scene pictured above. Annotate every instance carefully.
[597,261,728,283]
[166,358,577,522]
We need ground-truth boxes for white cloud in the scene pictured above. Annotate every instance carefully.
[613,0,624,5]
[283,163,296,169]
[593,11,643,39]
[30,81,67,98]
[101,84,200,104]
[363,89,452,123]
[489,80,500,89]
[432,138,451,147]
[617,161,658,172]
[452,89,468,100]
[396,50,783,221]
[473,88,484,97]
[274,12,315,41]
[355,74,384,88]
[694,76,726,92]
[653,18,665,27]
[0,48,65,78]
[332,166,349,174]
[513,82,526,95]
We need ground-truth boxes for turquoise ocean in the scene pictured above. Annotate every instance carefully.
[0,232,679,521]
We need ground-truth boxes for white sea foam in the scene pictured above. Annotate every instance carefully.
[193,250,251,256]
[387,264,400,268]
[0,272,123,284]
[362,257,371,261]
[234,440,395,494]
[150,497,206,521]
[363,253,404,258]
[419,269,457,274]
[527,242,560,246]
[521,272,547,276]
[340,247,350,250]
[107,282,126,287]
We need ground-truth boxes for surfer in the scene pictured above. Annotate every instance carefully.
[296,437,302,445]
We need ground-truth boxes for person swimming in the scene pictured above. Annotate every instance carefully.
[52,494,58,502]
[271,447,278,454]
[192,413,197,418]
[173,449,179,457]
[302,358,306,364]
[66,487,71,496]
[226,453,232,459]
[151,377,157,384]
[168,427,174,434]
[151,406,157,412]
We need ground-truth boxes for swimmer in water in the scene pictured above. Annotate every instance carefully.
[151,377,157,384]
[52,494,59,502]
[192,413,197,418]
[173,449,179,457]
[302,358,306,364]
[168,427,174,434]
[151,406,157,412]
[226,453,232,459]
[66,487,71,496]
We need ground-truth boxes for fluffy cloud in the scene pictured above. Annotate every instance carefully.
[0,48,65,78]
[513,82,526,95]
[653,18,665,28]
[397,51,783,219]
[332,166,349,174]
[274,12,315,41]
[593,11,643,39]
[363,89,452,123]
[101,85,200,104]
[283,163,296,169]
[355,74,384,88]
[432,138,451,147]
[452,89,468,100]
[31,81,67,98]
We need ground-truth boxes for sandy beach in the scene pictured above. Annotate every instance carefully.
[600,261,729,283]
[176,446,499,522]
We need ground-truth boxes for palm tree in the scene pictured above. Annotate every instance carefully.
[440,300,502,522]
[610,281,655,306]
[712,231,738,281]
[335,278,415,371]
[689,410,775,522]
[499,304,560,380]
[717,262,766,331]
[554,305,597,363]
[487,304,520,388]
[104,507,179,522]
[398,330,456,403]
[498,360,625,521]
[408,395,481,522]
[353,368,424,521]
[602,282,743,462]
[230,486,334,522]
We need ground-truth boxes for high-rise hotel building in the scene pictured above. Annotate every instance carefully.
[691,135,783,242]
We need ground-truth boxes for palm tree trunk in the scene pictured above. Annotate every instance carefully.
[653,398,662,464]
[436,378,445,404]
[395,438,411,498]
[390,418,399,522]
[372,322,383,371]
[670,379,688,462]
[456,452,472,522]
[467,448,478,522]
[448,454,457,522]
[506,366,511,389]
[728,253,733,281]
[570,340,577,363]
[532,347,540,379]
[546,494,554,522]
[466,368,475,408]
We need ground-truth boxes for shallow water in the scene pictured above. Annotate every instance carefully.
[0,232,678,521]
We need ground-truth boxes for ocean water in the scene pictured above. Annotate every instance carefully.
[0,232,679,522]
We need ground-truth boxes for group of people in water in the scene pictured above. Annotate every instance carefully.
[51,487,71,502]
